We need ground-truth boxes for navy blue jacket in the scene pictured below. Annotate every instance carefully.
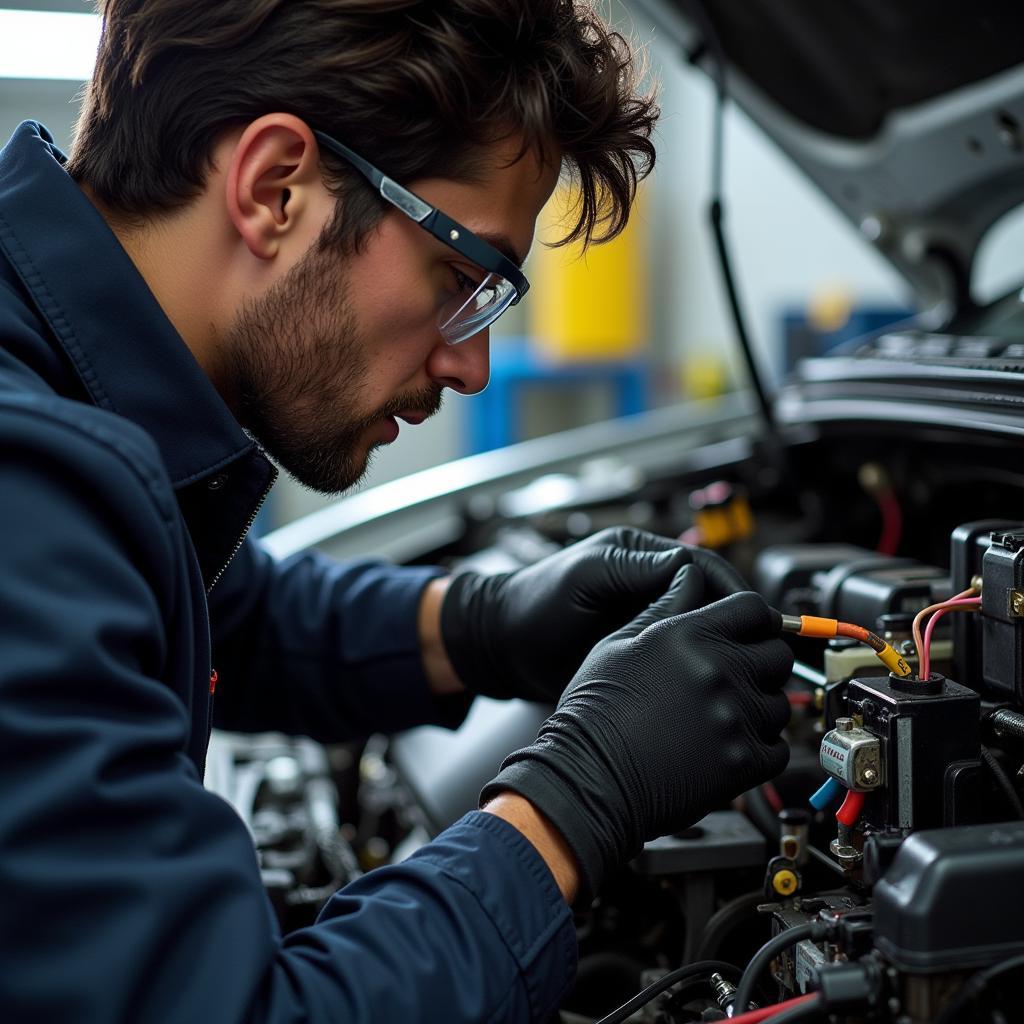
[0,122,575,1023]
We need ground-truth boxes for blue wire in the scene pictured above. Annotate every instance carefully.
[809,776,844,810]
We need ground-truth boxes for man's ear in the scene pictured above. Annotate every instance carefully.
[224,114,324,259]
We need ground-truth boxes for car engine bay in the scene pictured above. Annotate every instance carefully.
[209,411,1024,1024]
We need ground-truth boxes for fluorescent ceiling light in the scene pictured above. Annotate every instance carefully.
[0,8,102,80]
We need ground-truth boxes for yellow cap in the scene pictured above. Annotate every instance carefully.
[772,869,799,896]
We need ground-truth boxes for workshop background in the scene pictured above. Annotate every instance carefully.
[2,0,1020,531]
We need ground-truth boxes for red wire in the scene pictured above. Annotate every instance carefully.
[762,781,785,813]
[729,993,819,1023]
[836,788,865,827]
[874,489,903,556]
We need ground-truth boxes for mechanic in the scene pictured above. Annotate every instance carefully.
[0,2,793,1021]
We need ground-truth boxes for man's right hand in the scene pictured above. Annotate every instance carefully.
[480,564,793,901]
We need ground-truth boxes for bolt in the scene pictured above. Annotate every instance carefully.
[831,826,863,870]
[836,717,854,732]
[862,768,879,785]
[860,214,885,242]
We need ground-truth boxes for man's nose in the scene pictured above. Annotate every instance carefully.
[425,328,491,395]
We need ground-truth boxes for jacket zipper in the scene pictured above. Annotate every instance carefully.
[205,468,278,594]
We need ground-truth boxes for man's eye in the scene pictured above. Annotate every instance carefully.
[452,266,480,294]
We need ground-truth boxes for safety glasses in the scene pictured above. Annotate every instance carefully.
[313,130,530,345]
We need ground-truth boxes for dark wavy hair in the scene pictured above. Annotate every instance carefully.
[68,0,659,250]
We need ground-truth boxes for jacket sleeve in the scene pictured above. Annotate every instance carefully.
[0,406,576,1023]
[208,536,473,741]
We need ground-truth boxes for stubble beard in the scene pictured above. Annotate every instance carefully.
[223,239,443,495]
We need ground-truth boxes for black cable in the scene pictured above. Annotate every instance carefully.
[806,843,846,878]
[764,994,826,1023]
[681,0,777,433]
[734,922,824,1014]
[695,890,765,961]
[593,959,741,1024]
[933,952,1024,1024]
[980,745,1024,819]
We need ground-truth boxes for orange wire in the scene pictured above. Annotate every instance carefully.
[836,622,870,643]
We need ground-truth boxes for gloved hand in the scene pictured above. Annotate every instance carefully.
[480,565,793,901]
[440,526,748,703]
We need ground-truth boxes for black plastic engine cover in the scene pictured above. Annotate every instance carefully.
[874,822,1024,972]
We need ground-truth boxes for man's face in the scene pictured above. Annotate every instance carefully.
[224,137,559,494]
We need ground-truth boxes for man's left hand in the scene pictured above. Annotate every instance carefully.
[438,526,748,703]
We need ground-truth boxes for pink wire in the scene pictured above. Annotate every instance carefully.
[921,598,982,678]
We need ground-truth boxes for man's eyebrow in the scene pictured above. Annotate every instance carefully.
[476,231,526,269]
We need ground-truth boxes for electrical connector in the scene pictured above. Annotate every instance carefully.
[812,960,884,1014]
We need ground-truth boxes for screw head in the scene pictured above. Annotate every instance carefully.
[863,768,878,784]
[449,229,460,241]
[772,869,799,896]
[860,214,885,241]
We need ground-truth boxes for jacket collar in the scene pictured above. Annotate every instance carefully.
[0,121,277,585]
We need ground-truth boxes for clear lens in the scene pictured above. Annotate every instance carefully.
[438,272,517,345]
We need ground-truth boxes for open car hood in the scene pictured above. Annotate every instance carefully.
[632,0,1024,319]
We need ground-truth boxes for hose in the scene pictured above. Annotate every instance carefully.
[933,952,1024,1024]
[734,922,824,1014]
[695,890,766,961]
[593,959,741,1024]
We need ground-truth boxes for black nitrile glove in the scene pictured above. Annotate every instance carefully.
[480,565,793,901]
[440,526,748,703]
